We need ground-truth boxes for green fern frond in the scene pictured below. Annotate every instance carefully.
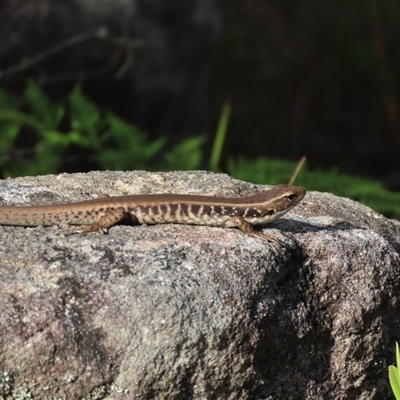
[25,80,64,129]
[165,136,205,171]
[68,86,103,146]
[97,113,166,170]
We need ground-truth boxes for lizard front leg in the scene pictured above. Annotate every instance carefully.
[230,216,279,243]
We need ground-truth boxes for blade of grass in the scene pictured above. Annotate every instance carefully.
[389,366,400,399]
[209,103,231,172]
[389,343,400,399]
[288,156,307,185]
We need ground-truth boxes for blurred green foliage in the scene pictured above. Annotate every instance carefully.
[228,157,400,219]
[0,81,400,219]
[0,81,202,176]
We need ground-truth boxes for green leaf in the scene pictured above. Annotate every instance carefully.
[165,136,205,171]
[227,156,297,185]
[68,85,103,145]
[38,130,75,147]
[389,365,400,399]
[0,109,46,132]
[0,121,20,153]
[25,80,64,129]
[96,112,165,170]
[0,88,18,110]
[0,121,21,174]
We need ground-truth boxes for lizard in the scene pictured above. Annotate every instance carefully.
[0,184,306,242]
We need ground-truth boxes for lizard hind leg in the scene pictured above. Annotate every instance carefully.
[63,207,127,235]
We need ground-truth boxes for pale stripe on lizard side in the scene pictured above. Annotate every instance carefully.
[0,184,306,242]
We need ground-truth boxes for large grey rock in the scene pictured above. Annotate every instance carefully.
[0,171,399,399]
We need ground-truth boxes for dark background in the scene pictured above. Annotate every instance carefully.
[1,1,399,188]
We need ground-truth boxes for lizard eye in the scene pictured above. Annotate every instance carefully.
[286,194,296,201]
[268,209,276,215]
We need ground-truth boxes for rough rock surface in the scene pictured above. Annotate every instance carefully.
[0,171,399,400]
